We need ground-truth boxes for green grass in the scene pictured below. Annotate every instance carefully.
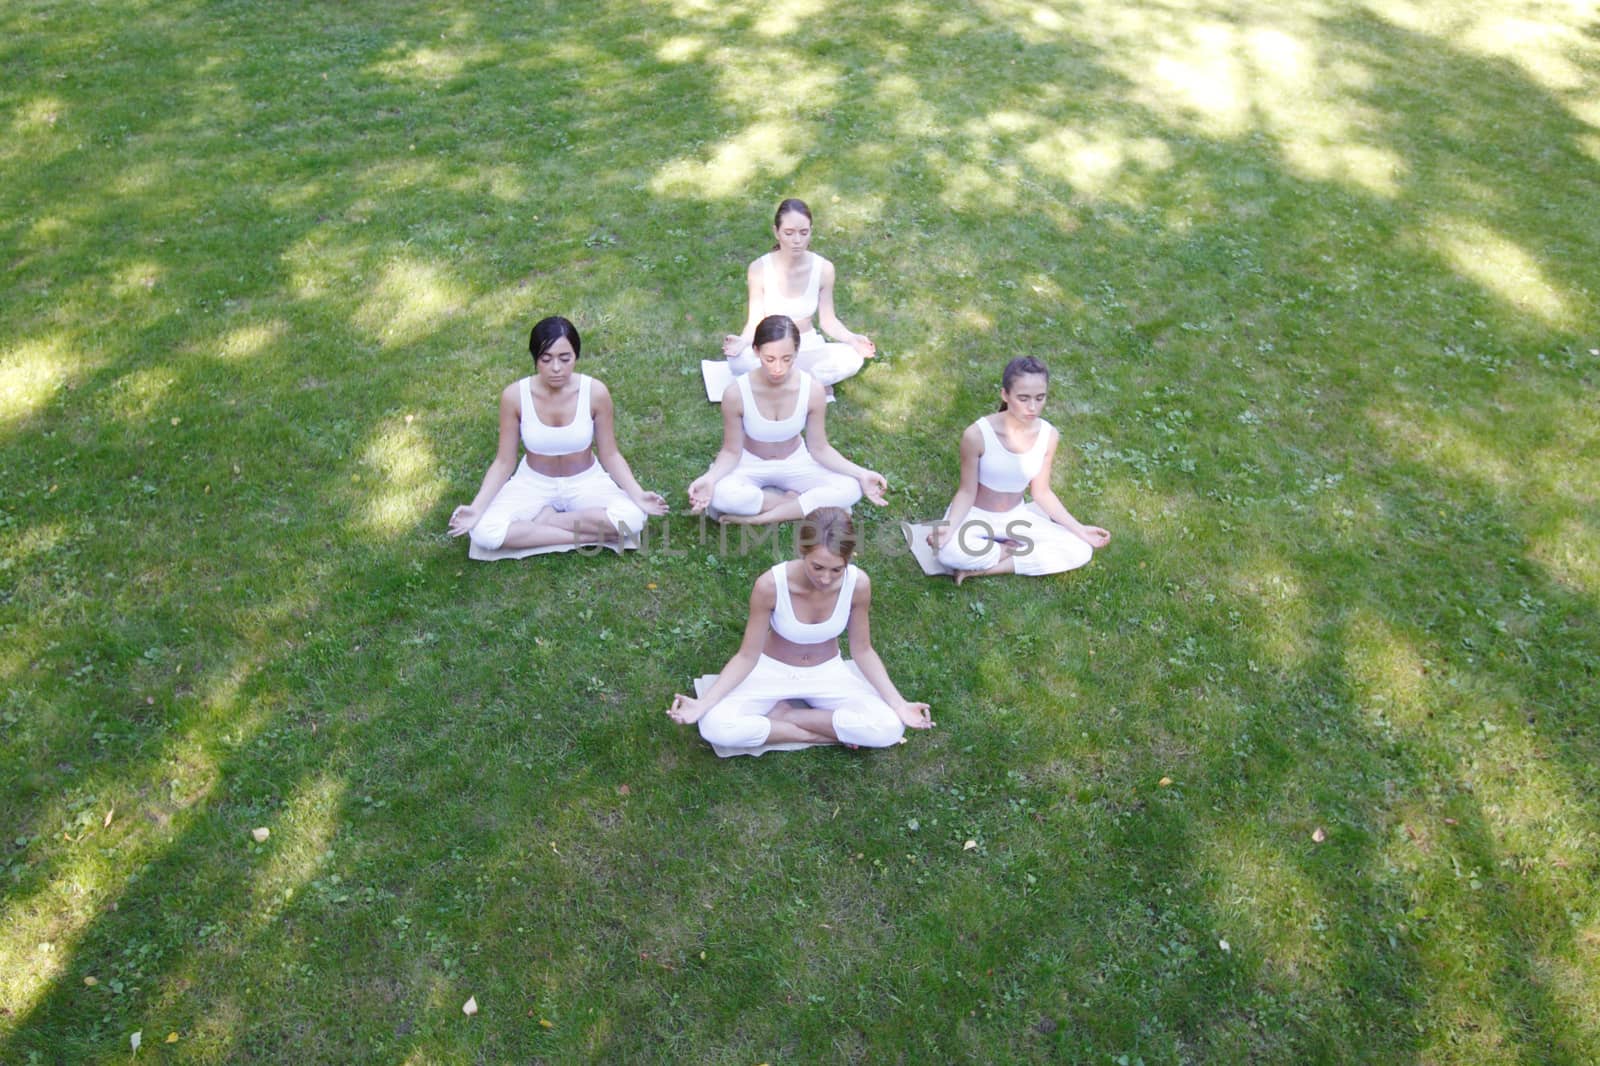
[4,0,1599,1061]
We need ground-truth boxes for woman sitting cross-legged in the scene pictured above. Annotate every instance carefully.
[719,197,875,388]
[928,356,1110,584]
[668,507,932,756]
[689,314,887,526]
[448,315,668,556]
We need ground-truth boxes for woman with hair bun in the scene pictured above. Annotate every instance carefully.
[448,316,668,555]
[668,507,931,756]
[691,314,887,526]
[928,357,1110,583]
[718,198,875,388]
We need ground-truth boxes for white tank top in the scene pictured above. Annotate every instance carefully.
[737,370,810,444]
[975,416,1052,493]
[760,252,822,322]
[769,561,858,644]
[519,374,594,456]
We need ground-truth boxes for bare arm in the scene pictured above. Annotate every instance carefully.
[928,423,983,548]
[1030,428,1110,548]
[590,380,668,516]
[448,383,522,536]
[722,259,765,357]
[667,573,775,724]
[687,384,749,512]
[801,380,888,505]
[815,258,875,359]
[844,574,930,728]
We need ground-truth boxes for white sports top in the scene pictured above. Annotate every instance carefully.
[737,370,811,444]
[760,252,822,322]
[520,374,593,456]
[770,561,858,645]
[976,416,1052,493]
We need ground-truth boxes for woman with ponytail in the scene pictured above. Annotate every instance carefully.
[927,357,1110,583]
[717,198,875,390]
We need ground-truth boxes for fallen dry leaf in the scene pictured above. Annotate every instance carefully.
[131,1031,142,1053]
[251,827,270,843]
[83,976,98,987]
[1158,776,1173,787]
[618,784,631,796]
[103,807,115,829]
[963,839,978,851]
[1312,827,1326,843]
[1219,939,1231,953]
[539,1018,554,1029]
[462,995,478,1016]
[166,1032,179,1044]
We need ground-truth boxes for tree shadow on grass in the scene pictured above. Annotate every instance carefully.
[4,0,1600,1061]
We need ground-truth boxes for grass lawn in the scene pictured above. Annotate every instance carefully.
[3,0,1599,1061]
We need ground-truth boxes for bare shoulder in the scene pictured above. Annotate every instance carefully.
[852,567,873,604]
[815,253,837,282]
[751,567,780,606]
[588,375,613,407]
[499,380,523,410]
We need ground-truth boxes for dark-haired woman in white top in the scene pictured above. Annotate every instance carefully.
[448,316,667,553]
[691,315,887,526]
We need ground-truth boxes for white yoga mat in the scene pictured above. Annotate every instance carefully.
[468,528,641,562]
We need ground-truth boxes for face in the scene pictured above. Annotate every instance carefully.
[756,336,798,383]
[773,211,812,255]
[1002,372,1048,421]
[801,546,849,592]
[536,336,578,388]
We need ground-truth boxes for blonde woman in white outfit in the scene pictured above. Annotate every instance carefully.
[668,508,931,755]
[928,357,1111,584]
[448,316,668,554]
[719,198,875,388]
[691,315,887,526]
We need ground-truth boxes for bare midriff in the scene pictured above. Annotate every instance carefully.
[743,435,803,460]
[524,450,597,477]
[763,630,840,667]
[973,485,1024,512]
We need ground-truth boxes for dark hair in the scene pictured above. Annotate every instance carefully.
[998,356,1049,411]
[796,506,856,562]
[529,316,581,362]
[752,314,802,351]
[771,198,813,250]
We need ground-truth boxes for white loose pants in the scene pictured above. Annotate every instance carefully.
[935,504,1093,576]
[697,654,905,754]
[709,449,862,517]
[469,459,647,552]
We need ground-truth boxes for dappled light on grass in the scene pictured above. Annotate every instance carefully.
[354,420,446,539]
[1224,554,1315,672]
[214,320,288,363]
[1203,836,1330,992]
[1529,516,1600,599]
[1456,12,1598,94]
[0,335,81,425]
[1020,124,1176,201]
[752,0,829,38]
[651,118,808,198]
[1435,221,1573,325]
[355,257,470,348]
